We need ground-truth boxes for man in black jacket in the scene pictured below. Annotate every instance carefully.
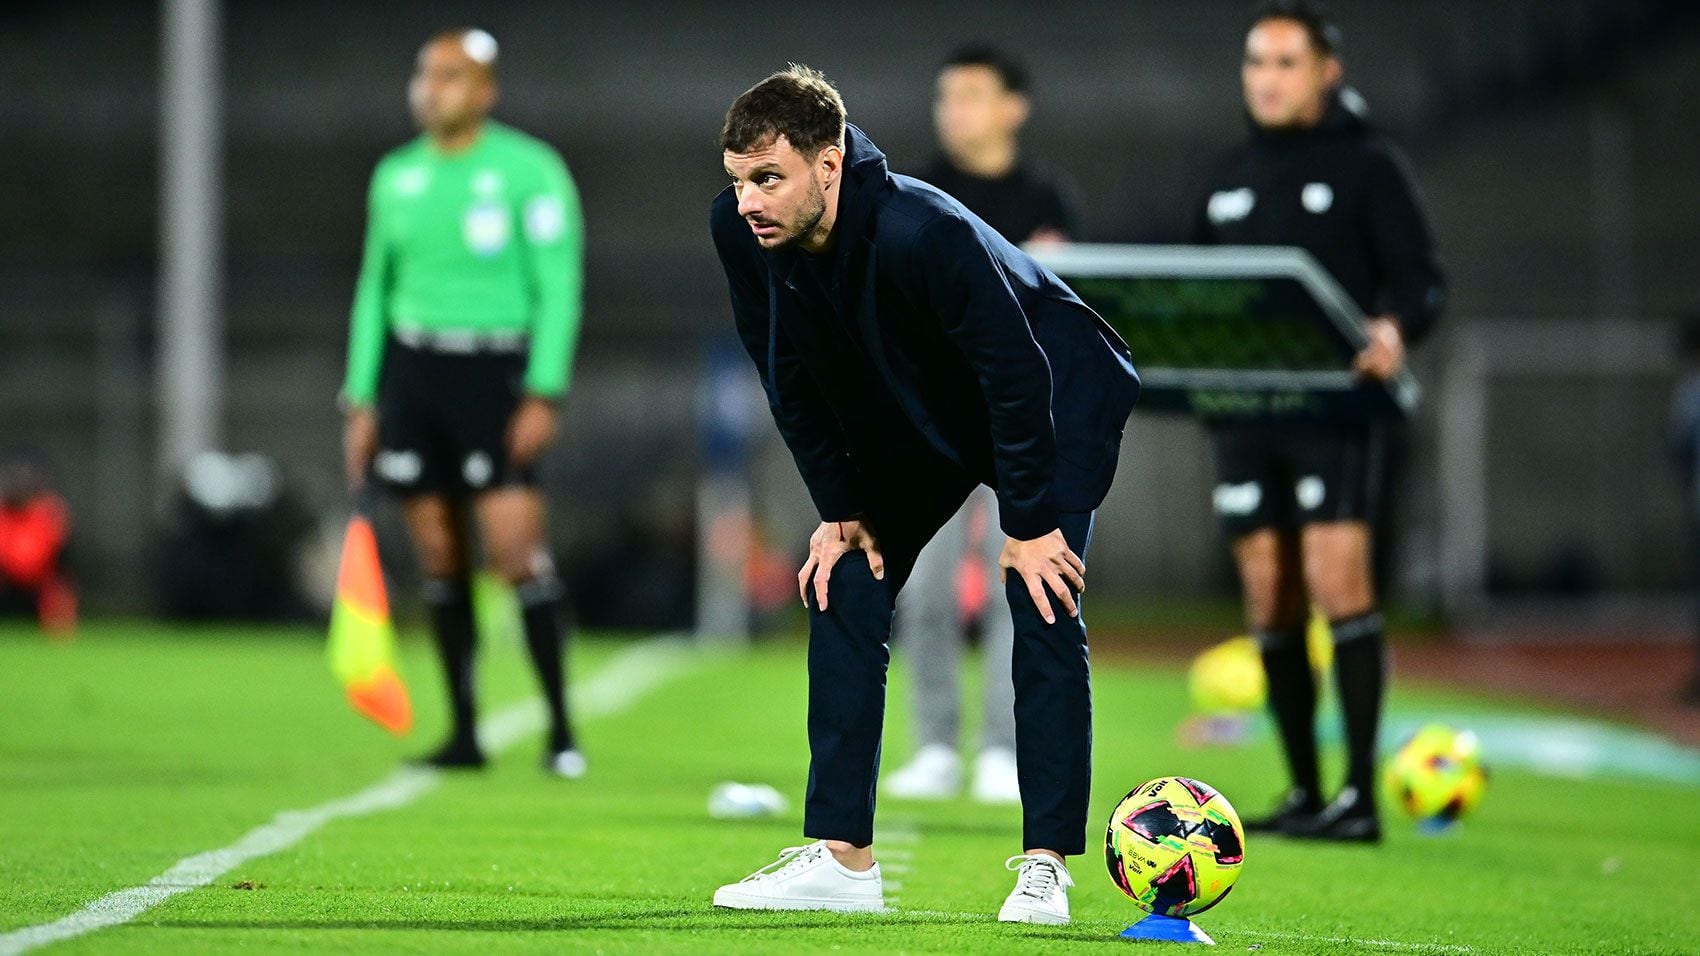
[884,45,1087,806]
[708,65,1139,924]
[1191,1,1445,842]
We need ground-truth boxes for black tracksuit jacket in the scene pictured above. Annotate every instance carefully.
[1191,92,1446,345]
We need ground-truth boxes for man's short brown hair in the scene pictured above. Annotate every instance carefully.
[720,64,847,157]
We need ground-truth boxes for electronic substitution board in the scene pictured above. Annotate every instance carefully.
[1030,244,1420,421]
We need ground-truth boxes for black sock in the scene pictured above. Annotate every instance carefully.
[423,577,478,744]
[518,577,574,753]
[1330,611,1388,801]
[1258,626,1320,799]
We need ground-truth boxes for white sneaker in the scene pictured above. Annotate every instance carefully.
[998,854,1073,925]
[884,743,962,799]
[712,841,885,912]
[970,746,1021,804]
[545,749,587,779]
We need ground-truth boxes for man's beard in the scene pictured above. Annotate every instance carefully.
[765,180,827,250]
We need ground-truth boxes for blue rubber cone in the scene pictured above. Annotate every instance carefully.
[1417,817,1460,836]
[1120,913,1215,944]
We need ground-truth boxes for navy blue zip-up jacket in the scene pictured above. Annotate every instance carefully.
[710,125,1140,540]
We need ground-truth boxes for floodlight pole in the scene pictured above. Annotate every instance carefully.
[156,0,225,477]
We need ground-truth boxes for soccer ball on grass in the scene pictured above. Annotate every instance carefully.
[1384,724,1488,827]
[1105,776,1245,918]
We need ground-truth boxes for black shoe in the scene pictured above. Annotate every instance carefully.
[1290,787,1381,843]
[1243,789,1323,834]
[414,736,487,769]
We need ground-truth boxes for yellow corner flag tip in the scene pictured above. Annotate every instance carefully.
[327,515,414,736]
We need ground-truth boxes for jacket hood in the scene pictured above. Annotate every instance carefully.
[835,124,890,243]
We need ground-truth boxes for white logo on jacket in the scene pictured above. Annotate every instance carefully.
[1207,188,1256,224]
[1302,182,1334,214]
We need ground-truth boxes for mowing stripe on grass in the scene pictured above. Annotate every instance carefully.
[894,912,1472,951]
[879,819,920,907]
[0,635,696,956]
[1237,927,1473,952]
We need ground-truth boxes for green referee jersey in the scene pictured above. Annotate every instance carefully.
[342,121,585,406]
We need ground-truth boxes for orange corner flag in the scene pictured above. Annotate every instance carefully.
[327,515,413,736]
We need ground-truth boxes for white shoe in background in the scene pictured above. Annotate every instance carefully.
[970,746,1021,804]
[712,841,885,912]
[884,743,962,799]
[997,854,1073,925]
[545,749,587,779]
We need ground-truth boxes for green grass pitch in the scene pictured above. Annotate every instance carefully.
[2,623,1696,954]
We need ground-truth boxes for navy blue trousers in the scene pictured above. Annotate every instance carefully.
[802,500,1095,855]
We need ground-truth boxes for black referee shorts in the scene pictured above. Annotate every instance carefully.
[372,340,535,497]
[1206,422,1385,539]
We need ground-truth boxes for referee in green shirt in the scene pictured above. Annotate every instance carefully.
[342,28,587,777]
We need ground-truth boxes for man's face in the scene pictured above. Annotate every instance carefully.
[409,38,495,135]
[933,64,1026,155]
[1242,18,1340,130]
[724,135,837,251]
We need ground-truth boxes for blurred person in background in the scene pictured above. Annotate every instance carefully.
[0,450,76,636]
[1667,312,1700,707]
[1189,0,1445,841]
[153,452,314,621]
[920,46,1082,247]
[886,46,1085,804]
[340,28,588,777]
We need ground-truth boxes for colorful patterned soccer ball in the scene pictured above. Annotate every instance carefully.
[1383,724,1488,824]
[1105,776,1245,917]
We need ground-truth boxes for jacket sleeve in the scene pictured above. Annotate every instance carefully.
[519,148,586,399]
[1364,144,1446,345]
[913,214,1060,540]
[711,203,863,522]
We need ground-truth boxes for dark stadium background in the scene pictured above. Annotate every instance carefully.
[2,0,1697,652]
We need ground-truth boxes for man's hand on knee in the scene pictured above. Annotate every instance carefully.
[999,529,1085,625]
[798,518,884,611]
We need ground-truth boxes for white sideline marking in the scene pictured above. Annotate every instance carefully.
[0,636,695,956]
